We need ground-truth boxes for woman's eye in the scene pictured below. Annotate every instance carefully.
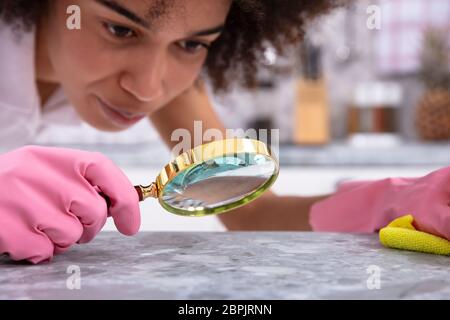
[179,40,210,54]
[104,22,136,39]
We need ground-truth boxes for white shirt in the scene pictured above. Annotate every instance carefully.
[0,22,81,153]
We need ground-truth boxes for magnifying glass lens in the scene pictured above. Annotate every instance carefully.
[160,152,277,215]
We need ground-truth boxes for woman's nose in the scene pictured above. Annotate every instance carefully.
[119,58,165,103]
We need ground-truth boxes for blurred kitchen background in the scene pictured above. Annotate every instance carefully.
[34,0,450,231]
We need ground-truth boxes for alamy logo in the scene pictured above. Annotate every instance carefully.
[170,121,280,160]
[366,265,381,290]
[66,5,81,30]
[366,5,382,30]
[66,265,81,290]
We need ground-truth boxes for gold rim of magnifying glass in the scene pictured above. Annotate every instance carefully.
[135,138,279,215]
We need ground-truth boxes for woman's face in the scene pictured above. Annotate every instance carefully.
[39,0,231,131]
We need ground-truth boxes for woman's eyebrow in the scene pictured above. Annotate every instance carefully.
[189,25,224,37]
[95,0,150,29]
[95,0,224,37]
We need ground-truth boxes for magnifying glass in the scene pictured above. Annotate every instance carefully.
[133,138,279,217]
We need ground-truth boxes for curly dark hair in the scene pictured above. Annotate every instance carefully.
[0,0,340,91]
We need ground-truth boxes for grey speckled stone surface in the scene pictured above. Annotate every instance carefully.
[0,232,449,300]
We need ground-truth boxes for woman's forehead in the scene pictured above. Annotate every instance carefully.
[94,0,231,33]
[135,0,176,21]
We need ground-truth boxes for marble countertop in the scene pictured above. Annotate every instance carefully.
[279,142,450,166]
[1,232,449,300]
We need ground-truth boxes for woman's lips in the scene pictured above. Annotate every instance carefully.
[96,97,147,127]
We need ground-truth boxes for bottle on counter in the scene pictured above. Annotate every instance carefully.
[347,81,403,147]
[293,39,330,145]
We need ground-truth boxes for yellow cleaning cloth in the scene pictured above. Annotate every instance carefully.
[379,215,450,256]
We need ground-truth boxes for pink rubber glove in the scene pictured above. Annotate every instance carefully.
[0,146,141,264]
[310,167,450,240]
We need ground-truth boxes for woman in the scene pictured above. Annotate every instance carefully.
[0,0,448,264]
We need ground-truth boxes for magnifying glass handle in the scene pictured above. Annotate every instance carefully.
[134,186,144,202]
[99,192,112,207]
[134,184,158,201]
[98,183,157,208]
